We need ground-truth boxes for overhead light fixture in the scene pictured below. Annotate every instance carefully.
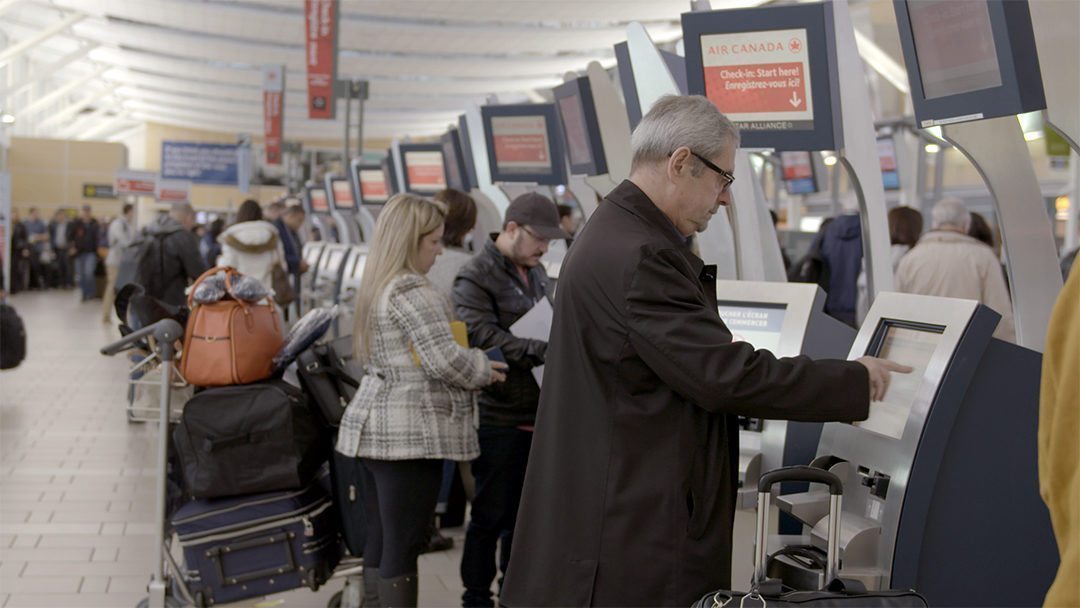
[0,113,14,124]
[823,155,838,166]
[925,143,941,154]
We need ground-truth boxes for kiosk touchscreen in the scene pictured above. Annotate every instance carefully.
[303,183,337,243]
[333,246,369,337]
[441,128,474,192]
[398,143,447,195]
[351,160,390,206]
[771,292,1056,605]
[779,151,819,195]
[480,103,568,186]
[328,172,378,245]
[381,155,400,199]
[877,137,900,191]
[553,77,608,177]
[307,243,352,312]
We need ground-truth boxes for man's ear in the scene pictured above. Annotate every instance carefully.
[667,146,692,181]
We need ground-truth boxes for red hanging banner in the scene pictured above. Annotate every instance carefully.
[304,0,339,120]
[262,65,285,165]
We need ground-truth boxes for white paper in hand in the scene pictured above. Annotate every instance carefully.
[510,298,554,388]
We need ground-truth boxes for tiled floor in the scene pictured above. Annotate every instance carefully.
[0,291,467,607]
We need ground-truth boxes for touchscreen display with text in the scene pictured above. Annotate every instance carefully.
[855,325,941,440]
[908,0,1003,99]
[717,303,787,355]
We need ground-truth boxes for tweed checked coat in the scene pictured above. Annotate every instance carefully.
[336,273,491,461]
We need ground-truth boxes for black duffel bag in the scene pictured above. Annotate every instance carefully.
[173,379,328,498]
[297,335,360,430]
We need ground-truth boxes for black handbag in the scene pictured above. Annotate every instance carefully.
[296,335,360,430]
[172,379,328,498]
[691,467,927,608]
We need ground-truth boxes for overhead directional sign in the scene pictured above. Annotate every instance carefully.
[115,170,157,196]
[683,3,843,151]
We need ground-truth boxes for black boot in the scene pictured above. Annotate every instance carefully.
[362,567,380,608]
[377,573,418,608]
[423,518,454,553]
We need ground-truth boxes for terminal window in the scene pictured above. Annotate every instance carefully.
[907,0,1003,99]
[717,302,787,355]
[855,322,942,440]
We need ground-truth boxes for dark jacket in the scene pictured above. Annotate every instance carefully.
[273,217,302,275]
[500,181,869,607]
[452,239,550,427]
[70,219,100,255]
[144,215,207,306]
[818,214,863,326]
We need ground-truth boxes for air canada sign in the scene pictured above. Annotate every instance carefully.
[701,28,814,131]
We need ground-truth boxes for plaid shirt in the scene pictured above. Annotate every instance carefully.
[336,273,489,461]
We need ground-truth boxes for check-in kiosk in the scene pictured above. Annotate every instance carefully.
[442,124,502,243]
[350,158,391,222]
[334,246,369,337]
[299,240,328,314]
[324,174,376,245]
[305,243,352,314]
[770,292,1056,605]
[381,154,400,200]
[553,75,626,215]
[614,41,689,130]
[303,182,337,243]
[391,142,447,196]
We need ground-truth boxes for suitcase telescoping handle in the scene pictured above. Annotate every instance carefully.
[754,466,843,587]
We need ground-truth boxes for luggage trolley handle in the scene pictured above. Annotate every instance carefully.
[754,466,843,587]
[100,319,184,361]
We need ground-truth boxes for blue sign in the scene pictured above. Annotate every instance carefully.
[161,141,239,185]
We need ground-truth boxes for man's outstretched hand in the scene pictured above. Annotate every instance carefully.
[856,357,914,402]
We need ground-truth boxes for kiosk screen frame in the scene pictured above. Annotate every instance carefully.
[305,185,329,214]
[856,318,945,440]
[554,77,609,177]
[329,177,356,210]
[779,151,818,195]
[352,161,390,205]
[614,43,689,131]
[481,103,568,186]
[457,114,481,193]
[682,2,843,151]
[892,0,1046,129]
[717,301,788,355]
[381,153,400,198]
[440,128,473,192]
[399,143,447,195]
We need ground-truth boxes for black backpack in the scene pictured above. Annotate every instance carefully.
[0,303,27,370]
[115,231,169,296]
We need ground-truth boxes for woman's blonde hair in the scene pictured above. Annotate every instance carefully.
[353,193,446,364]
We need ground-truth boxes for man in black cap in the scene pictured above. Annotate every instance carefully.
[452,192,569,607]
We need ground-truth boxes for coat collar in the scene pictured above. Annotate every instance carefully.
[606,180,711,282]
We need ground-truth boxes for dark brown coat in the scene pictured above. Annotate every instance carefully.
[500,181,869,607]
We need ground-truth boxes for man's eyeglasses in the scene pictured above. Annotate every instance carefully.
[671,150,736,192]
[521,226,551,245]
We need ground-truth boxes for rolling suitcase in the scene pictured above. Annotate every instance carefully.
[172,470,342,607]
[691,467,927,608]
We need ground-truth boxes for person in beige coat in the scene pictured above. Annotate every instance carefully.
[217,199,286,292]
[336,194,507,607]
[895,198,1015,341]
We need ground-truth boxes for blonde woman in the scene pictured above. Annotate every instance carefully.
[336,194,507,608]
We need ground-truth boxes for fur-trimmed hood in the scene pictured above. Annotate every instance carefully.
[218,220,279,254]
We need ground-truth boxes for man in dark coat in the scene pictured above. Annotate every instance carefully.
[141,203,207,306]
[500,95,908,608]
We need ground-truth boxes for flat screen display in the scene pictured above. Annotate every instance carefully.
[322,248,346,273]
[907,0,1003,100]
[358,169,389,203]
[331,179,355,209]
[700,28,815,132]
[855,323,942,440]
[780,151,817,195]
[877,138,900,191]
[352,254,367,280]
[403,150,446,193]
[717,302,787,355]
[309,187,328,213]
[558,94,593,167]
[490,115,554,175]
[441,134,465,191]
[380,157,398,196]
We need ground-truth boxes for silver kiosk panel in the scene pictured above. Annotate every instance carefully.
[773,292,1056,605]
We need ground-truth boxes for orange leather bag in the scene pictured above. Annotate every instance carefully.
[180,267,284,387]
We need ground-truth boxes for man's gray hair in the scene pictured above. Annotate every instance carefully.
[169,202,195,219]
[931,197,971,232]
[630,95,740,173]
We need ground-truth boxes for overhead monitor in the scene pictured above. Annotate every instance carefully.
[441,128,473,192]
[329,177,356,210]
[457,114,481,192]
[717,301,788,355]
[682,3,843,151]
[893,0,1046,128]
[877,137,900,191]
[381,151,400,197]
[398,143,446,194]
[856,320,944,440]
[554,76,609,177]
[779,151,818,195]
[481,104,568,185]
[352,161,390,205]
[305,184,329,215]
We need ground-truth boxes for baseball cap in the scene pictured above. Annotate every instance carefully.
[505,192,571,240]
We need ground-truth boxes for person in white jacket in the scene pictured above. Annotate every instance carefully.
[217,199,286,293]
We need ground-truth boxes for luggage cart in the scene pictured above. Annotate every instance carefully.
[103,319,367,608]
[125,349,191,423]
